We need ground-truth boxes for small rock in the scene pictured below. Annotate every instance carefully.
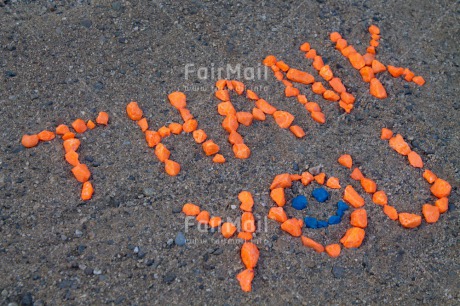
[75,230,83,238]
[163,272,176,284]
[77,245,87,255]
[80,19,92,28]
[143,188,155,197]
[309,165,322,175]
[137,250,146,259]
[292,162,300,171]
[84,267,93,275]
[175,232,186,246]
[167,238,174,246]
[115,296,125,305]
[93,269,102,275]
[5,70,16,78]
[304,217,318,229]
[172,205,182,213]
[328,215,342,225]
[212,248,223,255]
[332,266,345,278]
[21,292,33,306]
[292,195,308,210]
[93,82,104,91]
[312,187,329,203]
[111,2,122,11]
[2,289,8,297]
[58,279,73,289]
[133,246,139,253]
[84,155,94,163]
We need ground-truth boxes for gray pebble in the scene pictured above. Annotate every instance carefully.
[98,275,107,281]
[143,188,155,197]
[111,2,123,11]
[21,292,33,306]
[292,162,300,171]
[332,266,345,278]
[93,268,102,275]
[133,246,139,253]
[80,19,92,28]
[163,272,176,284]
[310,165,322,175]
[84,267,93,275]
[175,232,186,246]
[93,81,104,91]
[75,230,83,238]
[212,248,223,255]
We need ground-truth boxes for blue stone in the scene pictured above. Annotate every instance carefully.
[337,200,349,211]
[336,209,345,218]
[328,215,342,225]
[317,220,328,228]
[175,232,186,246]
[312,187,329,203]
[292,195,308,210]
[304,217,318,229]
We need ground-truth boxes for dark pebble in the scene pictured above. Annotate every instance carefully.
[84,156,94,163]
[84,267,93,275]
[332,266,345,278]
[212,248,223,255]
[137,251,147,259]
[111,2,123,11]
[12,146,24,154]
[118,37,127,44]
[115,296,125,305]
[5,70,16,78]
[93,82,104,91]
[21,292,33,306]
[58,279,74,289]
[80,19,92,28]
[77,245,87,255]
[163,272,176,284]
[172,205,182,213]
[203,263,215,270]
[292,162,299,171]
